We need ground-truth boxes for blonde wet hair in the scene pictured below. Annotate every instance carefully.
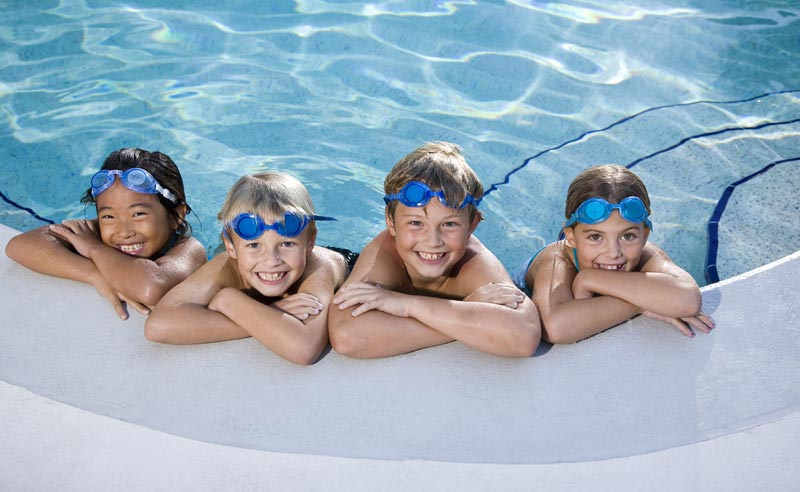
[218,172,318,237]
[384,141,483,221]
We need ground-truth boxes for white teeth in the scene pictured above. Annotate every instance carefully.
[418,252,444,261]
[598,264,623,271]
[257,272,285,281]
[119,243,144,254]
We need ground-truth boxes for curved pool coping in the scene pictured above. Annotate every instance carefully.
[1,222,798,491]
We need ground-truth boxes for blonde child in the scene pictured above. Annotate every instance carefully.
[329,141,541,358]
[512,164,714,343]
[5,148,207,319]
[145,172,348,365]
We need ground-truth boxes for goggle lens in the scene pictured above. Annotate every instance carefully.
[583,200,608,222]
[621,197,646,222]
[91,172,110,190]
[236,215,263,239]
[403,182,429,206]
[126,168,150,188]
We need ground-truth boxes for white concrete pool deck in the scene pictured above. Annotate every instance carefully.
[1,222,798,491]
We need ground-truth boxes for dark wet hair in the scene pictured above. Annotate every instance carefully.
[81,148,192,239]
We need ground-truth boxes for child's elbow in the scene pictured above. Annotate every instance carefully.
[138,283,171,308]
[328,316,368,358]
[144,313,172,344]
[510,326,541,357]
[541,317,581,345]
[676,289,703,319]
[329,326,359,358]
[283,345,324,366]
[5,236,23,262]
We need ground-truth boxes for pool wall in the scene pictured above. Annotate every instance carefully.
[1,222,798,490]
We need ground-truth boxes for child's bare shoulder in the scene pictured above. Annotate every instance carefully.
[310,245,348,274]
[202,252,242,287]
[346,230,406,286]
[452,236,509,287]
[164,236,207,261]
[461,236,503,270]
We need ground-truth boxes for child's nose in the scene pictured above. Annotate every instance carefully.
[117,218,136,238]
[264,248,284,265]
[424,227,444,246]
[607,240,623,258]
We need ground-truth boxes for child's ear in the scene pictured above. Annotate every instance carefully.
[562,227,576,248]
[222,232,238,260]
[176,204,188,221]
[173,204,189,229]
[385,209,397,237]
[468,211,482,234]
[305,228,317,257]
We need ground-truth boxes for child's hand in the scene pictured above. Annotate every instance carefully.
[333,282,408,317]
[642,310,715,338]
[272,293,324,321]
[48,219,104,259]
[464,282,525,309]
[91,275,149,320]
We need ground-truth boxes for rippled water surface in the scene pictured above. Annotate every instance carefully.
[1,0,799,283]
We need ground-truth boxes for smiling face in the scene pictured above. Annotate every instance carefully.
[224,214,315,298]
[563,210,650,272]
[386,200,478,289]
[95,181,177,258]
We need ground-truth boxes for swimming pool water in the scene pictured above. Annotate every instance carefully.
[1,1,798,284]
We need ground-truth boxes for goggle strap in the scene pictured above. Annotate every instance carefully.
[312,215,337,222]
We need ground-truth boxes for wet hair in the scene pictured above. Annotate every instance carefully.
[564,164,651,224]
[383,141,483,221]
[81,148,192,239]
[217,172,318,238]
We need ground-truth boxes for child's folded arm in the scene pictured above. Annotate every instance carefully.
[540,295,641,344]
[572,244,702,319]
[329,283,455,358]
[145,254,249,344]
[413,241,539,357]
[86,236,207,307]
[328,235,454,358]
[403,292,540,357]
[6,225,102,285]
[208,248,345,365]
[530,247,641,343]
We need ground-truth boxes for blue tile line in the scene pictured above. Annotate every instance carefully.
[704,156,800,284]
[483,89,800,196]
[624,117,800,169]
[0,190,55,225]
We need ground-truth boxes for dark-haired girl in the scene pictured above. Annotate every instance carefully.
[6,148,207,319]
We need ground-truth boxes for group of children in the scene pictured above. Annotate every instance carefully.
[5,143,714,364]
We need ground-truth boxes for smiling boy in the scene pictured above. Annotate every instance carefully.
[146,172,347,365]
[329,142,540,358]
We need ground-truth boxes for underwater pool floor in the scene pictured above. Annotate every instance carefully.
[1,223,798,490]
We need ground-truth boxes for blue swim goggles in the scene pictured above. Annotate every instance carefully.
[225,211,336,240]
[565,196,653,230]
[383,180,481,210]
[91,168,177,204]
